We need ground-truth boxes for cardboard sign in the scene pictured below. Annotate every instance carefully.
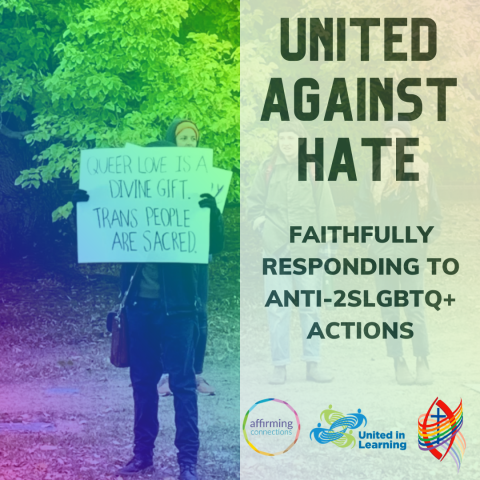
[77,146,230,264]
[124,143,232,212]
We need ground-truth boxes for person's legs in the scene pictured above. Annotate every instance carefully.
[263,264,292,384]
[264,256,292,366]
[401,268,432,384]
[194,263,208,375]
[267,302,292,366]
[126,298,163,461]
[299,307,320,361]
[263,252,292,384]
[296,272,321,363]
[402,269,430,357]
[376,273,415,385]
[375,274,404,358]
[160,312,199,467]
[297,279,332,382]
[290,269,332,382]
[161,262,211,397]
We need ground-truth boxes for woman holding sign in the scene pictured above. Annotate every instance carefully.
[158,119,217,397]
[73,139,224,480]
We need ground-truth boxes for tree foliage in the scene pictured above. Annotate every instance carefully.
[0,0,239,220]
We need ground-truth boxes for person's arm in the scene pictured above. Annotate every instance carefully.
[199,193,224,255]
[70,188,89,227]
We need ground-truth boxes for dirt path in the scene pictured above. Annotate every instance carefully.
[0,256,239,480]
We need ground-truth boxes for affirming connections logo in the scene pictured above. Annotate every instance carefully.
[418,397,466,472]
[243,398,301,456]
[310,405,367,448]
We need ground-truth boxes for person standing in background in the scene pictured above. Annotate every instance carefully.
[158,119,217,396]
[246,122,336,385]
[355,121,442,385]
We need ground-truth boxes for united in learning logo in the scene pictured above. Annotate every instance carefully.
[310,405,367,448]
[418,397,466,472]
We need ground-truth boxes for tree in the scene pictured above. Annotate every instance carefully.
[0,0,239,222]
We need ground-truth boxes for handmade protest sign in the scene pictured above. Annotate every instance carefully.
[204,168,232,212]
[125,143,232,212]
[77,146,220,263]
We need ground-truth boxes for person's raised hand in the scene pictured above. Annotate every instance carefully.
[72,189,90,204]
[199,193,220,217]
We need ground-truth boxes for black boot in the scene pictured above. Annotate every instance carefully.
[116,456,154,476]
[179,463,198,480]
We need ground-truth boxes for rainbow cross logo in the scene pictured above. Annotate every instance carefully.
[418,398,466,472]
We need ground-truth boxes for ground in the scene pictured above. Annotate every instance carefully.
[0,208,240,480]
[1,203,479,480]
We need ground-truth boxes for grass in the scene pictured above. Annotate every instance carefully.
[0,207,240,480]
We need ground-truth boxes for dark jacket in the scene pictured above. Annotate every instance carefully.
[246,153,336,257]
[119,210,223,314]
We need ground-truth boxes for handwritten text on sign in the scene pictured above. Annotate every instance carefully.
[77,147,225,264]
[124,143,231,212]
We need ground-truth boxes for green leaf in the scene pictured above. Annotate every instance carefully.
[73,97,82,109]
[52,202,73,222]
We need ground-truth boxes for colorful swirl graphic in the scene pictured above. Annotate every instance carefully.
[310,406,367,448]
[418,398,466,472]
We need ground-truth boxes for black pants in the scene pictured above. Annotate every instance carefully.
[375,268,430,358]
[126,298,199,465]
[195,263,209,374]
[163,264,209,375]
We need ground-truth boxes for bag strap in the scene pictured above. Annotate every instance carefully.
[117,265,139,315]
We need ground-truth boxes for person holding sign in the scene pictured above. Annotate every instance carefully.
[73,140,224,480]
[355,121,442,386]
[246,122,336,385]
[158,119,217,397]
